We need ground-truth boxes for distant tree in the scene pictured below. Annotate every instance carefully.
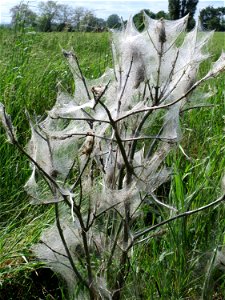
[79,10,95,31]
[72,7,86,31]
[10,3,37,28]
[72,8,104,32]
[57,4,74,24]
[107,14,121,29]
[200,6,225,31]
[133,9,169,31]
[56,22,73,32]
[37,1,60,31]
[78,11,106,32]
[168,0,180,19]
[56,4,74,32]
[168,0,198,30]
[155,10,169,19]
[133,10,156,31]
[95,18,106,31]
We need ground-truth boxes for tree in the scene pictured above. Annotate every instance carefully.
[56,4,74,32]
[71,8,105,32]
[168,0,180,19]
[56,22,73,32]
[10,3,37,28]
[9,1,74,32]
[72,7,86,31]
[200,6,225,31]
[168,0,198,29]
[78,11,106,32]
[37,1,60,31]
[57,4,74,24]
[133,9,168,31]
[133,9,156,31]
[94,18,106,31]
[107,14,121,29]
[155,10,169,19]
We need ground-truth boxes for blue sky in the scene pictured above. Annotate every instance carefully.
[0,0,224,24]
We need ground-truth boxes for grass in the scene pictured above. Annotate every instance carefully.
[0,27,225,299]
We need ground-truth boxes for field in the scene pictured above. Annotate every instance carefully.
[0,27,225,299]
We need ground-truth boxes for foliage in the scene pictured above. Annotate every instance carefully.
[200,6,225,31]
[10,3,37,29]
[156,10,170,19]
[0,28,111,299]
[9,1,106,32]
[106,14,121,29]
[133,9,169,31]
[78,11,106,32]
[168,0,198,29]
[37,0,62,32]
[71,8,106,32]
[72,7,86,31]
[9,1,169,33]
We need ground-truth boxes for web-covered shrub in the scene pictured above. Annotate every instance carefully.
[1,14,225,300]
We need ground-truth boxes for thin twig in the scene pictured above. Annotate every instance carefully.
[148,192,178,212]
[90,202,124,229]
[54,203,88,288]
[98,98,133,175]
[132,194,225,246]
[70,155,91,192]
[64,50,91,100]
[39,240,69,259]
[111,40,118,82]
[50,116,110,124]
[146,80,155,102]
[115,72,214,123]
[93,80,111,109]
[159,49,180,99]
[180,104,215,114]
[117,57,134,116]
[155,42,164,104]
[49,131,116,142]
[107,220,123,270]
[146,125,165,159]
[75,209,95,295]
[122,135,176,142]
[129,110,154,161]
[134,229,167,245]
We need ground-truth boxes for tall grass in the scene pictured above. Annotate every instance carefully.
[0,28,112,299]
[0,27,225,299]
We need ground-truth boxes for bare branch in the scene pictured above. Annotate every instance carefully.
[98,98,133,175]
[50,116,110,124]
[134,229,167,246]
[39,239,69,260]
[180,104,215,114]
[54,203,88,288]
[63,50,91,100]
[148,192,178,212]
[132,194,225,246]
[115,70,218,124]
[117,57,134,115]
[49,131,116,143]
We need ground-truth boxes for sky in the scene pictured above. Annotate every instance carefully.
[0,0,224,24]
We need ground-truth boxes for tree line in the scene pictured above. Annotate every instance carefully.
[9,0,225,32]
[10,1,109,32]
[200,6,225,31]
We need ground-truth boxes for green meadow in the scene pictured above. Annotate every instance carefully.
[0,28,225,299]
